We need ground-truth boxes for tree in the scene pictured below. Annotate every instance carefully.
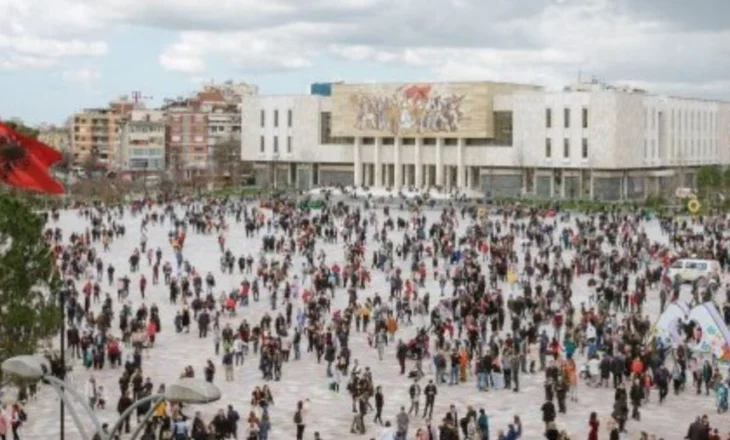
[212,138,243,188]
[55,150,75,173]
[81,153,104,178]
[0,194,61,381]
[696,165,722,198]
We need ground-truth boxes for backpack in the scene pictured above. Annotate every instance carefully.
[293,410,302,424]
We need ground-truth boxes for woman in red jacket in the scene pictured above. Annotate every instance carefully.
[587,412,599,440]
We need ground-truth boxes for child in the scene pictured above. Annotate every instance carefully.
[96,385,106,410]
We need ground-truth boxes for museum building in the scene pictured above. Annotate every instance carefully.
[241,80,730,201]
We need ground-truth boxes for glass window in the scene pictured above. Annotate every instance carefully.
[545,108,552,128]
[563,138,570,158]
[259,136,265,152]
[563,108,570,128]
[582,108,588,129]
[545,138,551,157]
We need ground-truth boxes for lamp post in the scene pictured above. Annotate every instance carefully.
[59,288,68,440]
[1,356,222,440]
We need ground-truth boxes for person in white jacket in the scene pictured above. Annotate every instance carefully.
[85,377,97,409]
[378,421,395,440]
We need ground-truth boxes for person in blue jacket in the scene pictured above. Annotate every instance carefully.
[476,408,489,440]
[503,416,522,440]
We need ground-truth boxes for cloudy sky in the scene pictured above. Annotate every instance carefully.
[1,0,728,124]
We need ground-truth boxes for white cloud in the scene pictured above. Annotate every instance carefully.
[3,0,730,99]
[0,0,108,71]
[62,67,102,85]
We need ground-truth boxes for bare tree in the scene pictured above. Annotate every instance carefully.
[81,153,103,178]
[212,137,243,188]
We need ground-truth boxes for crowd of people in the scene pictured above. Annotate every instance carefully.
[0,192,729,440]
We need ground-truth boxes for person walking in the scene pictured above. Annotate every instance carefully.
[422,380,437,419]
[293,399,309,440]
[374,386,384,425]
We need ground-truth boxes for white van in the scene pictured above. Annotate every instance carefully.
[667,258,721,283]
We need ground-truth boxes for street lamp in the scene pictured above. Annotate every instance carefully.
[1,356,222,440]
[108,377,221,440]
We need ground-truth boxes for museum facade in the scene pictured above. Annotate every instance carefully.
[241,80,730,201]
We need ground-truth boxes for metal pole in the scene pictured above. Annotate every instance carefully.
[126,396,164,440]
[107,393,163,440]
[46,384,91,440]
[43,375,103,435]
[60,289,66,440]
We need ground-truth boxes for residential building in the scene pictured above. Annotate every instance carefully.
[164,82,255,181]
[71,96,137,167]
[37,124,72,153]
[164,97,209,180]
[241,80,730,201]
[119,110,166,175]
[198,87,242,171]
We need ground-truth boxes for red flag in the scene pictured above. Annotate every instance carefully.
[0,121,65,194]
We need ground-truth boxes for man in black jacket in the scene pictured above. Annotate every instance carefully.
[422,380,437,419]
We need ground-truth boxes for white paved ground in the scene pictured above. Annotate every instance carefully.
[11,205,726,439]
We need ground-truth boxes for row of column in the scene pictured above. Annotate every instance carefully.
[353,137,466,188]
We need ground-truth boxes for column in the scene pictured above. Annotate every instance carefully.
[465,167,472,189]
[353,137,362,187]
[435,138,444,186]
[374,137,382,187]
[415,138,422,188]
[457,138,465,189]
[394,137,402,189]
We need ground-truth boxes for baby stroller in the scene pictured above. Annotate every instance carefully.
[716,382,728,413]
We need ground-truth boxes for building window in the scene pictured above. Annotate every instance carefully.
[320,112,353,144]
[287,110,293,127]
[582,108,588,129]
[260,136,265,152]
[545,109,552,128]
[563,138,570,158]
[320,112,333,144]
[545,138,552,158]
[563,108,570,128]
[171,135,181,142]
[493,111,513,146]
[273,136,278,153]
[194,135,203,143]
[581,138,588,159]
[274,110,279,127]
[287,136,292,153]
[260,110,265,127]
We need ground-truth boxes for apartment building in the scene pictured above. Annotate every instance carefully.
[164,83,254,180]
[37,124,72,153]
[198,88,243,171]
[119,110,166,174]
[71,97,137,167]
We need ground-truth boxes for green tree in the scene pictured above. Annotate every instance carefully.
[0,194,62,381]
[696,165,722,198]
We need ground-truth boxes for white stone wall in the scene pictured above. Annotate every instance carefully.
[241,95,353,164]
[241,89,730,174]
